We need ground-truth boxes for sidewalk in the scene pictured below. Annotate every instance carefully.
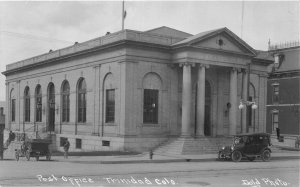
[52,149,300,164]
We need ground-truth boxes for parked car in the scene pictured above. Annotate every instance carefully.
[218,133,271,162]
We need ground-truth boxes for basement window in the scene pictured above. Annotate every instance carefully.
[102,140,110,147]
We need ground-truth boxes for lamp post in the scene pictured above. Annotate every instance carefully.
[239,63,257,133]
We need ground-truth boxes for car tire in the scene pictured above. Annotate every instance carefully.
[261,150,271,162]
[231,151,242,162]
[247,157,255,161]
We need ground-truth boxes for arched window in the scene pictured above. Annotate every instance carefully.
[10,89,16,122]
[24,86,30,122]
[77,78,86,123]
[248,83,256,127]
[103,73,115,123]
[61,81,70,122]
[142,73,162,124]
[35,85,42,122]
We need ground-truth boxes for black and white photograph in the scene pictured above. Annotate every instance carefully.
[0,0,299,186]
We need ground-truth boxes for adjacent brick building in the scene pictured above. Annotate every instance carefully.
[267,43,300,140]
[2,27,272,152]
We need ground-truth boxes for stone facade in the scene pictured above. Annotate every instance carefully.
[2,26,272,152]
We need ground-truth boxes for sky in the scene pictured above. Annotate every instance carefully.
[0,0,299,101]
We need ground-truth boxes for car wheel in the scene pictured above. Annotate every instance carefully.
[231,151,242,162]
[261,150,271,162]
[247,157,255,161]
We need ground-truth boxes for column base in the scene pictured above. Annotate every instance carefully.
[194,134,205,138]
[180,134,194,138]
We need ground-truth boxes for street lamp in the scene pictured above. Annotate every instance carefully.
[238,100,258,110]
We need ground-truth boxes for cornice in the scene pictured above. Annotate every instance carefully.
[2,39,172,76]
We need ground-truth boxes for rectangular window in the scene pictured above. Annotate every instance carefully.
[105,89,115,123]
[11,99,15,122]
[60,137,67,147]
[143,89,158,124]
[272,85,279,104]
[76,139,82,149]
[272,113,279,132]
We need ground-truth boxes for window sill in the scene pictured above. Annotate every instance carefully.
[142,123,159,127]
[105,123,117,126]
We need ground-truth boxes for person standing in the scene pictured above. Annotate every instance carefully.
[63,139,70,159]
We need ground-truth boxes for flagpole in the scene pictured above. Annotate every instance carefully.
[122,0,124,30]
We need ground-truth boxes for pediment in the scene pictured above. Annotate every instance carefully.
[193,33,248,53]
[174,28,256,56]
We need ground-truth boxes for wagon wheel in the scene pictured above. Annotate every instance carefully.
[15,151,19,161]
[261,150,271,162]
[231,151,242,162]
[25,150,30,161]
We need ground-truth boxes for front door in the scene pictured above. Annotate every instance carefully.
[204,81,211,136]
[204,105,210,136]
[48,83,55,132]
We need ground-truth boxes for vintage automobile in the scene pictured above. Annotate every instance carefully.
[218,133,272,162]
[15,139,52,161]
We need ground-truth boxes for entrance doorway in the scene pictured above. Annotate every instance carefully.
[204,81,211,136]
[47,83,55,132]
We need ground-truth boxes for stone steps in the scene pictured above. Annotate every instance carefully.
[154,137,232,155]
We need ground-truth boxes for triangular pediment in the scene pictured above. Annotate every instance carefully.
[192,33,247,53]
[173,27,256,56]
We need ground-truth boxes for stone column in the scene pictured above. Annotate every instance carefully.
[229,68,238,135]
[196,64,206,136]
[181,63,194,137]
[242,69,248,133]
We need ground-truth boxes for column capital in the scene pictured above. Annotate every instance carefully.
[199,64,210,69]
[231,67,240,73]
[179,62,195,67]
